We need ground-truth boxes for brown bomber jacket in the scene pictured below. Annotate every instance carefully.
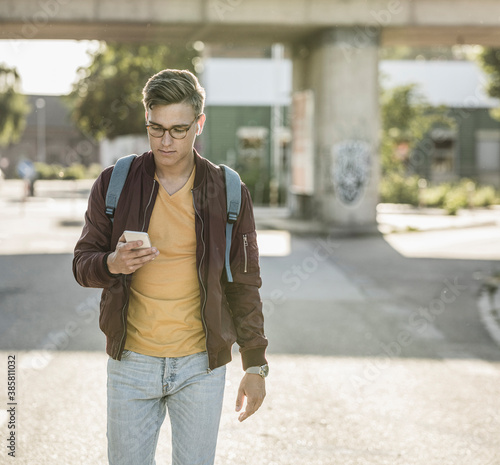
[73,150,268,370]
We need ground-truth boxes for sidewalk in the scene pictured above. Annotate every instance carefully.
[0,180,90,255]
[376,203,500,233]
[254,203,500,235]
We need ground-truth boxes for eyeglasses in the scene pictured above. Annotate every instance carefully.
[145,115,201,140]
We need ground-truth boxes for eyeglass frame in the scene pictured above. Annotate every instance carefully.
[145,114,202,140]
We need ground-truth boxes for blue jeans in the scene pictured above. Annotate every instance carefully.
[107,350,226,465]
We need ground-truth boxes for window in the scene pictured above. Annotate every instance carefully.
[431,129,455,175]
[476,130,500,172]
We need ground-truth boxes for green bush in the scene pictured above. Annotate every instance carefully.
[35,163,65,180]
[381,175,500,214]
[420,183,450,208]
[380,172,419,205]
[473,185,497,207]
[87,163,103,179]
[34,162,102,180]
[63,164,87,180]
[443,185,468,215]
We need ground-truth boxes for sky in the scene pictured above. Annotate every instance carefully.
[0,40,100,95]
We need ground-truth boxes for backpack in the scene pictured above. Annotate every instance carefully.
[104,154,241,282]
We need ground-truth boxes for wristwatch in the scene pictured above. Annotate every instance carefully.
[245,364,269,378]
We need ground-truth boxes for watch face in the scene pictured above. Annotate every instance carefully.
[260,364,269,377]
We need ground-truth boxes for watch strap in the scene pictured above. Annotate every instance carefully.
[245,364,269,378]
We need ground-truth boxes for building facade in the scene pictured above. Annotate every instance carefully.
[381,60,500,187]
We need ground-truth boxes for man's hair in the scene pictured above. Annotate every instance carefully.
[142,69,205,116]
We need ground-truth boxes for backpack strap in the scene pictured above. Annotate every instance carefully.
[220,164,242,283]
[105,154,137,223]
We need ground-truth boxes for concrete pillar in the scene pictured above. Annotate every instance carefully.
[291,27,380,233]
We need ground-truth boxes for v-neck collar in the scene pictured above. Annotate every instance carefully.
[155,165,196,199]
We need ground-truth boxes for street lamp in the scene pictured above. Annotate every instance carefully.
[36,98,46,163]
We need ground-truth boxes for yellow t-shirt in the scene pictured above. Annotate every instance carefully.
[124,167,206,357]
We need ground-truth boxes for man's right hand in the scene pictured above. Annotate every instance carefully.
[107,234,159,275]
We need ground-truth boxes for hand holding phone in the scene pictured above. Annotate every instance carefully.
[123,231,152,249]
[107,231,158,275]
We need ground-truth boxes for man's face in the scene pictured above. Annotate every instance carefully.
[146,102,205,172]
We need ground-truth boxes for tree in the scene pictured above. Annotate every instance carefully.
[479,48,500,121]
[0,64,29,147]
[380,83,455,176]
[66,42,199,140]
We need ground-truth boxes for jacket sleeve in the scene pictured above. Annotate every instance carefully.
[73,169,121,289]
[224,184,268,370]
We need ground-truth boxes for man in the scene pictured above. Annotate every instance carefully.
[73,69,268,465]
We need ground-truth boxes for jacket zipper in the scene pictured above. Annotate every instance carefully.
[117,179,156,358]
[243,234,248,273]
[142,179,156,232]
[192,190,210,372]
[116,275,130,358]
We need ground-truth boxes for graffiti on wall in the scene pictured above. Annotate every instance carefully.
[332,140,371,205]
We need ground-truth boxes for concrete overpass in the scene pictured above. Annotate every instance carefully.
[2,0,500,46]
[2,0,499,231]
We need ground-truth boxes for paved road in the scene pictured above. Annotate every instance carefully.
[0,181,499,464]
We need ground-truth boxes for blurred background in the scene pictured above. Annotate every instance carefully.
[1,2,500,464]
[2,6,500,217]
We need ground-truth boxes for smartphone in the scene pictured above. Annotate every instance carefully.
[123,231,152,249]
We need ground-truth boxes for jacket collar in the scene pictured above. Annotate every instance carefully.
[142,151,156,179]
[193,149,207,190]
